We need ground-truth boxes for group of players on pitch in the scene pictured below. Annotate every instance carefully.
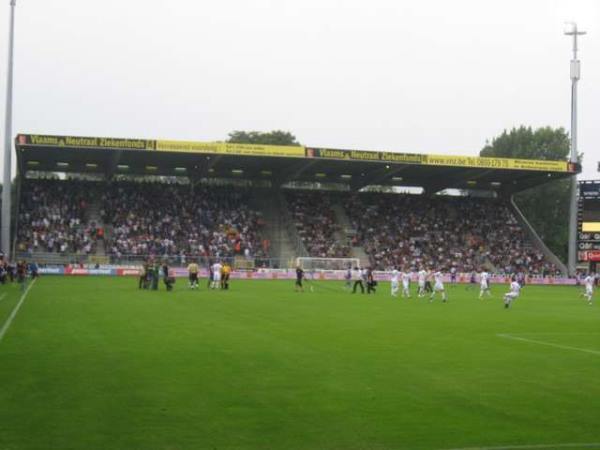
[294,265,528,308]
[138,260,233,291]
[387,268,521,308]
[186,261,232,290]
[0,258,37,291]
[355,267,524,308]
[144,259,596,307]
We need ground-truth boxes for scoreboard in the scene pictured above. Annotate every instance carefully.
[577,180,600,263]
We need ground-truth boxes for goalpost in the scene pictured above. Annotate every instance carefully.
[295,257,360,271]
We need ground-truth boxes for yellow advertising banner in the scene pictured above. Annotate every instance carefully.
[423,154,569,172]
[307,147,570,172]
[307,147,424,164]
[156,140,305,158]
[18,134,572,173]
[19,134,156,150]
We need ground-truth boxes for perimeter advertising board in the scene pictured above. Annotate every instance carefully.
[37,267,576,285]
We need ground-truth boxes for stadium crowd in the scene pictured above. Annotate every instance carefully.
[16,179,100,255]
[16,179,268,260]
[286,191,351,258]
[342,193,559,276]
[14,178,558,276]
[101,182,267,259]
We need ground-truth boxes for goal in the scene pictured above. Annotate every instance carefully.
[295,257,360,271]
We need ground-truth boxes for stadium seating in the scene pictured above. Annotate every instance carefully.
[16,179,268,261]
[341,192,558,275]
[101,182,267,259]
[15,179,558,275]
[17,179,99,255]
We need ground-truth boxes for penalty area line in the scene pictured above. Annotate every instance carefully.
[497,333,600,356]
[443,443,600,450]
[0,279,37,344]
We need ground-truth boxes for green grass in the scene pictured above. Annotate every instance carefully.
[0,277,599,450]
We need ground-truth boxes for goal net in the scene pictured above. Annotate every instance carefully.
[295,257,360,271]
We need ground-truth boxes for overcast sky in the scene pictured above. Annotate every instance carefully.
[0,0,598,179]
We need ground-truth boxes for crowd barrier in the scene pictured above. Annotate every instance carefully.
[37,266,577,286]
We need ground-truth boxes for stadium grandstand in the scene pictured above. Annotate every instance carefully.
[12,133,580,276]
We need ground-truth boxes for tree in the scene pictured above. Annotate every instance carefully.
[227,130,300,146]
[481,126,571,261]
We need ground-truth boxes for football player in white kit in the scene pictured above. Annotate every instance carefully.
[390,269,400,297]
[211,261,223,289]
[503,278,521,308]
[417,268,427,298]
[401,269,411,298]
[430,271,447,302]
[583,273,594,305]
[479,270,492,299]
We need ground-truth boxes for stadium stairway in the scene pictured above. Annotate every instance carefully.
[252,189,307,266]
[331,203,370,267]
[508,196,568,275]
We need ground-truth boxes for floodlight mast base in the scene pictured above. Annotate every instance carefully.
[565,22,585,276]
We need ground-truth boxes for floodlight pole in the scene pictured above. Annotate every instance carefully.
[565,22,585,277]
[2,0,16,259]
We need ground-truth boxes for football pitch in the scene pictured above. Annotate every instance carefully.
[0,277,599,450]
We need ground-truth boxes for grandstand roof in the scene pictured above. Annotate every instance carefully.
[15,133,579,195]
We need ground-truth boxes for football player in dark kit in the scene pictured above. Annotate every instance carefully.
[162,262,174,292]
[466,270,477,290]
[139,262,148,289]
[366,267,377,294]
[295,266,304,292]
[29,261,39,279]
[16,260,27,292]
[151,262,160,290]
[0,261,6,284]
[424,270,434,293]
[207,262,214,288]
[7,260,15,282]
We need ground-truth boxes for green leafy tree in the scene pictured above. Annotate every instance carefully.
[227,130,300,146]
[481,126,571,261]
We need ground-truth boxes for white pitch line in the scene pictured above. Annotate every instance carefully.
[511,332,600,336]
[497,333,600,356]
[0,292,7,302]
[444,442,600,450]
[0,279,37,344]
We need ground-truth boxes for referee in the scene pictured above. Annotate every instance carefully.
[295,266,304,292]
[162,262,174,292]
[366,267,376,294]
